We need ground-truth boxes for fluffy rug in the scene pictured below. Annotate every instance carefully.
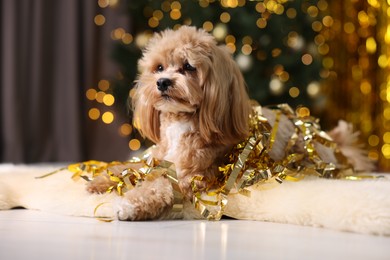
[0,164,389,236]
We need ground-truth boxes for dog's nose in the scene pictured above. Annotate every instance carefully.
[156,78,172,92]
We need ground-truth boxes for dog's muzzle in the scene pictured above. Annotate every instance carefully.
[157,78,172,92]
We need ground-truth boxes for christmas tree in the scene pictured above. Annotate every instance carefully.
[110,0,328,115]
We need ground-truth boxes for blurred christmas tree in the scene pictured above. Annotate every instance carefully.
[110,0,328,116]
[91,0,390,170]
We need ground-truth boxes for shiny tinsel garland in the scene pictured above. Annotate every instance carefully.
[192,104,354,220]
[40,104,355,220]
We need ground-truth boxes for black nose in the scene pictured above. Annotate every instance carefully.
[156,78,172,92]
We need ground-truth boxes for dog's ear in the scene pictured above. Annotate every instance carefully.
[199,45,251,145]
[131,83,160,144]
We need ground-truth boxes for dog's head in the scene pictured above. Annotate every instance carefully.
[132,26,250,145]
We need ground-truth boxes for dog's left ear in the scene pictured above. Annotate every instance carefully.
[199,45,251,145]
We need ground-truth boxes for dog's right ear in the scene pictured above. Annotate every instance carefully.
[131,83,160,144]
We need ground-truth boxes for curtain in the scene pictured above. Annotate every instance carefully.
[0,0,132,163]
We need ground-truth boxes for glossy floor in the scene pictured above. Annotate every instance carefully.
[0,210,389,260]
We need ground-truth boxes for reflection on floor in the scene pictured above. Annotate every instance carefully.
[0,210,389,260]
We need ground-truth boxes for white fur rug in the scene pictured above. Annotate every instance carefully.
[0,164,389,236]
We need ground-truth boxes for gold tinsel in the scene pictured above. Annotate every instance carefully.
[194,104,353,220]
[42,104,357,221]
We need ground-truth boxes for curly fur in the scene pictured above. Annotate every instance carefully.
[85,26,251,220]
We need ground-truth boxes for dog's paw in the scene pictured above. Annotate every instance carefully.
[178,175,208,199]
[86,175,116,194]
[115,198,138,221]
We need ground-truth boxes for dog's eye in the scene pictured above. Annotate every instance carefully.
[156,65,164,72]
[183,62,196,72]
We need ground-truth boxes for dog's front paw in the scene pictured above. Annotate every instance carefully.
[115,181,174,221]
[86,175,116,194]
[115,198,139,221]
[179,175,208,199]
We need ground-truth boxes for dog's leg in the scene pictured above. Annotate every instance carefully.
[115,174,175,220]
[173,138,222,200]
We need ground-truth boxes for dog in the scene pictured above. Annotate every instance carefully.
[1,26,387,235]
[85,26,251,220]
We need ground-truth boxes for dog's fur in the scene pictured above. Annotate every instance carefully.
[1,27,389,235]
[85,26,251,220]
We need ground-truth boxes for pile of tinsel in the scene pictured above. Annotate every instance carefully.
[41,104,356,221]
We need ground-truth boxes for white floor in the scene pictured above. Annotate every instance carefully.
[0,210,389,260]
